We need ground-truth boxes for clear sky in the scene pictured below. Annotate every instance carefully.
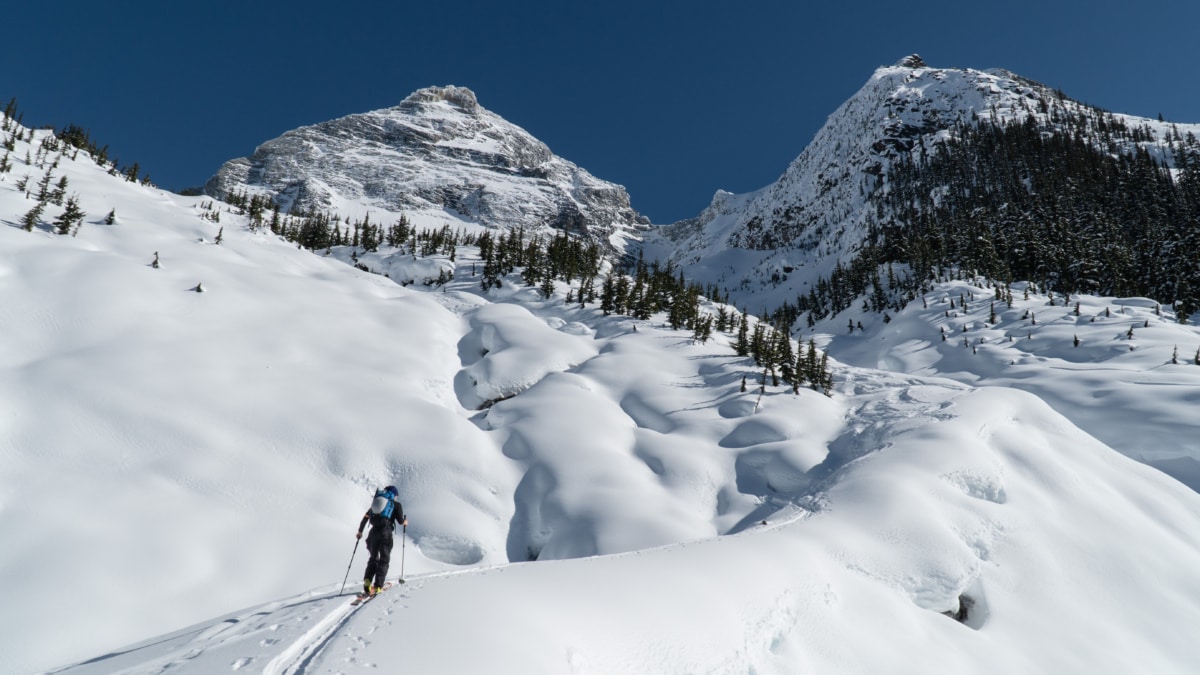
[5,1,1198,223]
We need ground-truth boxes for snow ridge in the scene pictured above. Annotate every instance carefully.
[646,56,1200,311]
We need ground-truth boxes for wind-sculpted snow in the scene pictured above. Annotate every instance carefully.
[453,302,598,409]
[821,278,1200,490]
[203,85,650,249]
[45,381,1200,675]
[5,114,1200,674]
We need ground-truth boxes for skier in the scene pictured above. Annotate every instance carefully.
[356,485,407,597]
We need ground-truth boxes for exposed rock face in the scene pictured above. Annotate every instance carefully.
[204,85,649,249]
[644,57,1189,308]
[655,60,1068,261]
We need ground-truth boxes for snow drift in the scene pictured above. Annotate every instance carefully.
[3,85,1200,675]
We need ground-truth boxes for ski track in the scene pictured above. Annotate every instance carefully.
[259,573,458,674]
[262,596,361,675]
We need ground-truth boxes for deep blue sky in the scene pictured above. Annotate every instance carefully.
[5,1,1198,223]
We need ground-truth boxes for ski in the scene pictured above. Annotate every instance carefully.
[350,581,394,606]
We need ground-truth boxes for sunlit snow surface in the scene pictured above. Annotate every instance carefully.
[3,125,1200,675]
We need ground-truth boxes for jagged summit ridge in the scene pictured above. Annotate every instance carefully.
[204,85,649,248]
[400,85,481,112]
[646,57,1200,310]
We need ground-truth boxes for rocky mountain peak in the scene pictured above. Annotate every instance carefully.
[645,58,1199,311]
[895,54,927,68]
[203,87,649,250]
[400,85,481,114]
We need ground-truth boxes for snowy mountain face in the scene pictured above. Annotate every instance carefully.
[643,56,1200,489]
[5,65,1200,675]
[203,85,649,249]
[644,55,1200,311]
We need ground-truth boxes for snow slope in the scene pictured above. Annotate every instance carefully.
[3,119,1200,674]
[819,281,1200,491]
[45,381,1200,675]
[645,55,1200,312]
[644,54,1200,486]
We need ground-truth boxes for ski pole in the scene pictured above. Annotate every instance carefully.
[398,524,407,584]
[340,536,361,596]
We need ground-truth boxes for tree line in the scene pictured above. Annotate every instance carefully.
[777,108,1200,327]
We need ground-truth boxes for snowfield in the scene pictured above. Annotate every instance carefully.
[3,123,1200,674]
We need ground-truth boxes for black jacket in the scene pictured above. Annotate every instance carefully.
[358,500,405,538]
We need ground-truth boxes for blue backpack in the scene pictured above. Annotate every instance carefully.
[370,486,398,522]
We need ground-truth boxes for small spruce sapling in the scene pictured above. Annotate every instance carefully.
[50,176,67,205]
[21,202,45,231]
[53,196,85,235]
[35,169,52,202]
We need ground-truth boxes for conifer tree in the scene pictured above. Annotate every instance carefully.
[35,169,53,203]
[50,176,67,205]
[600,275,616,315]
[805,338,820,388]
[691,314,713,344]
[21,202,45,231]
[777,328,795,385]
[818,352,833,395]
[53,196,85,235]
[614,276,630,315]
[735,312,750,356]
[716,306,729,333]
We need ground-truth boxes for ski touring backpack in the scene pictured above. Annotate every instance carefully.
[369,486,398,523]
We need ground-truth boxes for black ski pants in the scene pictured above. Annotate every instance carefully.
[363,527,394,588]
